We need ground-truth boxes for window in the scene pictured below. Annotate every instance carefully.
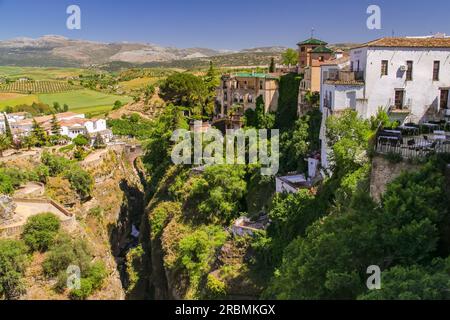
[300,47,305,52]
[260,81,264,90]
[381,60,388,76]
[433,61,440,81]
[406,61,413,81]
[350,61,354,72]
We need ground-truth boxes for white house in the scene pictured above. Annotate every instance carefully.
[59,118,108,140]
[8,112,111,144]
[319,35,450,168]
[0,112,29,134]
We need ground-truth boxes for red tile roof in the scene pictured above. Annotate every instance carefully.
[354,37,450,49]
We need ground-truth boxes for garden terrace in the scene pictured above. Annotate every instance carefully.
[375,123,450,159]
[0,198,75,238]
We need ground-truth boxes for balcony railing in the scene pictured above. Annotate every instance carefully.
[326,71,364,83]
[390,99,412,114]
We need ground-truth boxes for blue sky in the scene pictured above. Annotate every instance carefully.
[0,0,449,50]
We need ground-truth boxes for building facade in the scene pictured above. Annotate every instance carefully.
[6,111,111,144]
[319,35,450,168]
[297,38,339,114]
[215,72,280,120]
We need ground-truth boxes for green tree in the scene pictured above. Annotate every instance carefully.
[179,225,227,291]
[30,119,48,147]
[53,102,61,113]
[0,240,29,300]
[0,134,11,157]
[282,48,298,67]
[22,213,61,252]
[159,72,208,112]
[50,114,61,136]
[93,133,105,149]
[112,100,123,110]
[326,110,373,175]
[3,114,13,140]
[244,95,275,129]
[269,57,276,73]
[187,165,247,224]
[64,167,94,199]
[265,159,449,300]
[359,258,450,300]
[73,134,89,147]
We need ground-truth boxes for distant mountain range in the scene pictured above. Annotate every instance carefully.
[0,35,288,68]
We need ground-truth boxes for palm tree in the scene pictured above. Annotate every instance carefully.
[0,134,11,157]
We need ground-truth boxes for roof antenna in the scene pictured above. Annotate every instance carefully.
[311,28,315,39]
[391,29,395,37]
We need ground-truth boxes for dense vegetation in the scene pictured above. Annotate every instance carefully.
[0,212,106,300]
[137,64,450,301]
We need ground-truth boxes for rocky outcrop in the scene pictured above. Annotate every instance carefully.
[370,156,420,202]
[0,195,16,225]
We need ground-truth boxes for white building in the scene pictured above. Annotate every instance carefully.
[275,157,321,194]
[319,35,450,168]
[0,112,28,134]
[8,112,111,144]
[59,118,108,140]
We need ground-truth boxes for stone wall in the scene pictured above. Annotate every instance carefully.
[370,156,420,202]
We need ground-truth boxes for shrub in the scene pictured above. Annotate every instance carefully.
[0,240,29,300]
[205,274,227,299]
[149,202,181,239]
[43,234,91,277]
[63,167,94,199]
[85,261,107,291]
[126,246,144,293]
[69,278,93,300]
[178,225,227,290]
[22,213,61,252]
[0,173,13,194]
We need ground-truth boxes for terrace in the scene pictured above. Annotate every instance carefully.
[375,121,450,158]
[324,70,365,85]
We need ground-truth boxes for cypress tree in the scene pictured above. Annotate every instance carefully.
[269,57,276,73]
[50,114,61,136]
[3,114,13,139]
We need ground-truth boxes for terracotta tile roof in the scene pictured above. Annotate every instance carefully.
[321,55,350,66]
[353,37,450,49]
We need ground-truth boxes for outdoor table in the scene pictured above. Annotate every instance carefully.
[383,130,402,134]
[422,123,440,128]
[416,141,433,148]
[399,125,419,135]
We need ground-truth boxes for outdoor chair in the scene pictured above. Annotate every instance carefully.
[425,141,438,152]
[407,139,416,150]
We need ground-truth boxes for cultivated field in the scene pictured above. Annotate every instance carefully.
[0,80,78,94]
[38,89,132,114]
[0,66,90,81]
[0,93,39,109]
